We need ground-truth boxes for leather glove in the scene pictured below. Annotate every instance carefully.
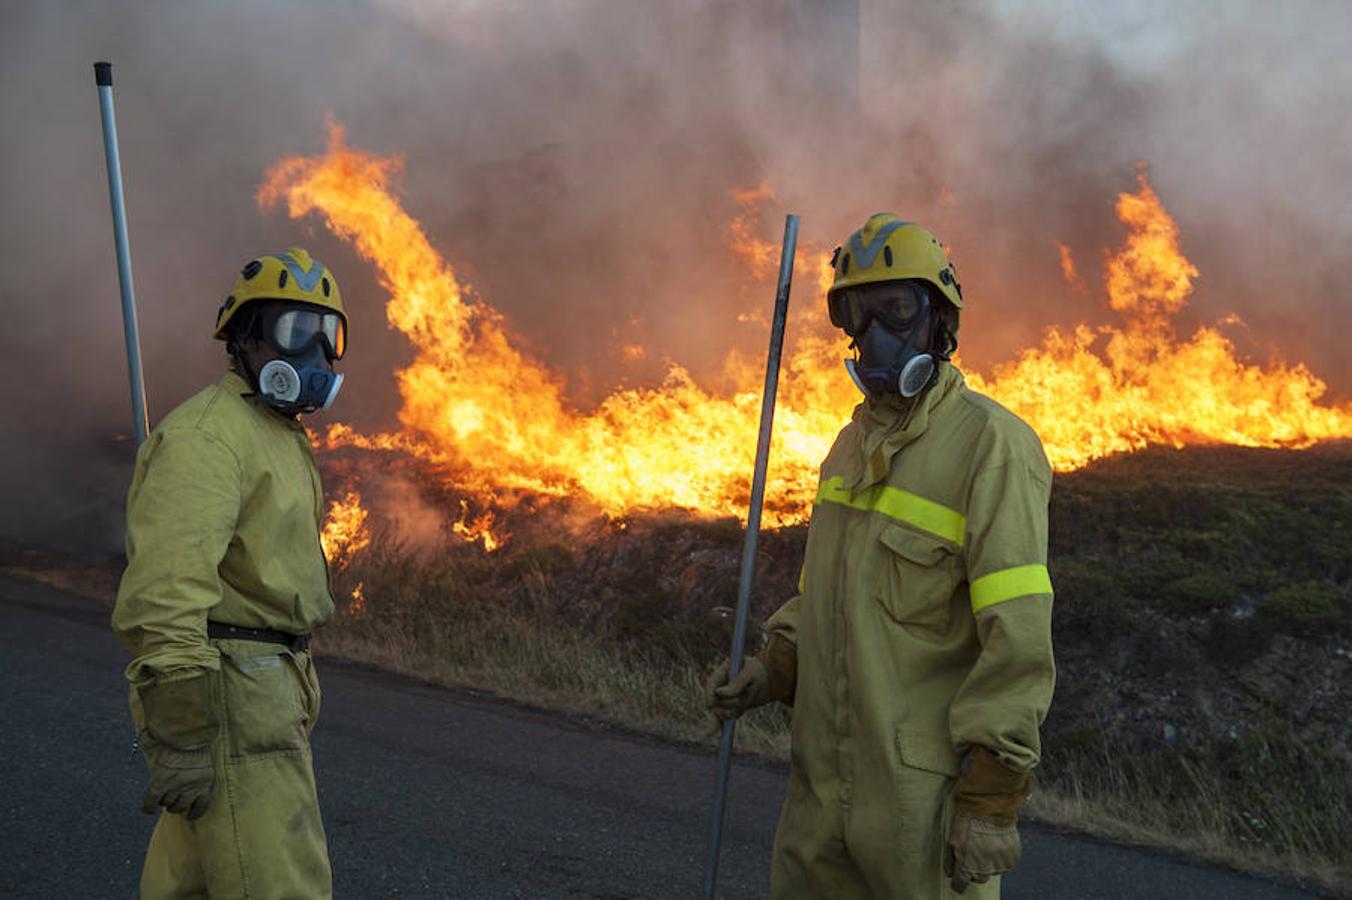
[705,633,797,722]
[945,746,1032,894]
[136,672,217,821]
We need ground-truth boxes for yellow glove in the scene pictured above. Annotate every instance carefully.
[136,672,217,821]
[704,633,797,722]
[945,746,1032,894]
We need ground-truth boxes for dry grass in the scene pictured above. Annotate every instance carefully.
[1027,735,1350,898]
[318,537,793,758]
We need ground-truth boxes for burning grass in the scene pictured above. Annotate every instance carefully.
[315,443,1352,896]
[268,126,1351,531]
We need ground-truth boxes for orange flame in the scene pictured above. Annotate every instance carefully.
[727,184,836,299]
[968,172,1352,469]
[349,580,366,614]
[727,184,780,280]
[266,125,1351,527]
[319,490,371,568]
[1057,241,1084,293]
[452,500,502,552]
[262,124,849,525]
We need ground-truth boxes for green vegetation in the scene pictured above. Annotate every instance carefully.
[1038,445,1351,891]
[1260,580,1347,630]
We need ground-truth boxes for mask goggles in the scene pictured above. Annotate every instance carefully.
[828,280,928,338]
[259,305,347,361]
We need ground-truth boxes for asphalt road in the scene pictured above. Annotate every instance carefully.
[0,575,1327,898]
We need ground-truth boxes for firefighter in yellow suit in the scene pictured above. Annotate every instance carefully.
[707,215,1056,898]
[113,248,349,899]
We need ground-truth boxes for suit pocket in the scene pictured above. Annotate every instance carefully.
[896,728,961,778]
[219,643,307,757]
[875,524,960,633]
[295,651,322,736]
[892,729,960,870]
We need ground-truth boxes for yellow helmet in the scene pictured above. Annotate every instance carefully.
[214,247,346,340]
[828,214,963,309]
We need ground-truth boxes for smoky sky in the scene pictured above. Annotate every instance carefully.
[2,0,1349,556]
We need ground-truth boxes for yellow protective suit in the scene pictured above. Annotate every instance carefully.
[766,364,1055,899]
[113,370,335,900]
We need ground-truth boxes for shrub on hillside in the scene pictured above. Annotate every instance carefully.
[1260,581,1349,633]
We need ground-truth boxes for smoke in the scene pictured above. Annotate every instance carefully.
[2,0,1349,555]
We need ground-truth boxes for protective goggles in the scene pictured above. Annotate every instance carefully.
[828,281,929,338]
[261,306,346,360]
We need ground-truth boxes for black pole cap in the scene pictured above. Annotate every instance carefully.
[94,61,113,86]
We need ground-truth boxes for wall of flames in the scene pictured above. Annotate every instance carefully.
[267,125,1350,558]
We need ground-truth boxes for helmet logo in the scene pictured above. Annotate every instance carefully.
[276,252,326,292]
[849,220,910,269]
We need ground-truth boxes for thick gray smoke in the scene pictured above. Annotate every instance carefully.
[2,0,1349,556]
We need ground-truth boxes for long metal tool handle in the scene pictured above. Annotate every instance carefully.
[94,61,150,446]
[702,213,799,899]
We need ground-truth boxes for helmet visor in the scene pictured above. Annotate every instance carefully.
[828,281,928,338]
[271,308,346,360]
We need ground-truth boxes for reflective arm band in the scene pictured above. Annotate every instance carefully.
[797,565,806,593]
[970,564,1053,613]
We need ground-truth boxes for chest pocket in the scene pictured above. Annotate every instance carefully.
[874,523,962,634]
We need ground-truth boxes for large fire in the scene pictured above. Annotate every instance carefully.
[275,125,1351,547]
[263,124,851,530]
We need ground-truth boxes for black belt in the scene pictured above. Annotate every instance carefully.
[207,621,311,652]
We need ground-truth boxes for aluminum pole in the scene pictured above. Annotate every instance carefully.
[94,61,150,446]
[702,213,799,899]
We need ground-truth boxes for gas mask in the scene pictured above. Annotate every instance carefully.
[258,345,344,413]
[243,304,346,414]
[829,281,937,399]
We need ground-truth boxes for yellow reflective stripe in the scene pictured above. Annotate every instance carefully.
[816,475,966,547]
[970,564,1053,613]
[797,565,806,593]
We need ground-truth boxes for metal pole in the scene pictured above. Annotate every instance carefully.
[94,61,150,446]
[702,213,799,899]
